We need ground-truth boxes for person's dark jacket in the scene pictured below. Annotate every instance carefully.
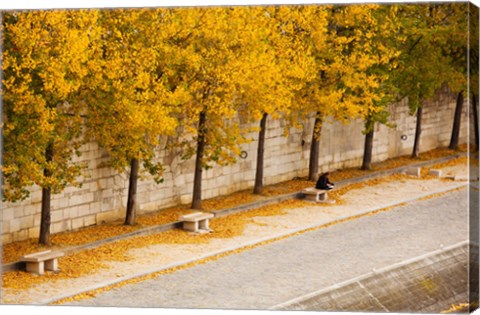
[315,173,333,190]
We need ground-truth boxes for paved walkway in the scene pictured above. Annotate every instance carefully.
[68,187,469,310]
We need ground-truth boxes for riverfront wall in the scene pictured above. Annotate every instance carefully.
[1,87,471,243]
[274,242,476,313]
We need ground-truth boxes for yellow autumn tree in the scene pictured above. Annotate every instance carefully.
[2,10,101,245]
[154,7,257,210]
[438,4,468,151]
[393,3,468,156]
[85,8,184,225]
[327,4,402,170]
[283,4,352,181]
[234,5,319,193]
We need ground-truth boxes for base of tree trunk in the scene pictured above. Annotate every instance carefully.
[254,113,268,195]
[362,129,374,171]
[125,158,139,226]
[308,113,322,181]
[412,106,423,158]
[449,91,464,150]
[192,110,207,210]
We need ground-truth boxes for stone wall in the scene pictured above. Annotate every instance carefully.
[1,87,470,243]
[274,242,474,313]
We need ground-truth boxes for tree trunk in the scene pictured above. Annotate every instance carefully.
[362,131,374,171]
[124,158,139,226]
[308,112,323,181]
[39,142,54,246]
[192,110,207,209]
[254,113,268,195]
[412,106,423,158]
[449,91,464,150]
[472,94,479,151]
[361,118,375,171]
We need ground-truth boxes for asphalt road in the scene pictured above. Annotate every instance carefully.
[68,187,469,310]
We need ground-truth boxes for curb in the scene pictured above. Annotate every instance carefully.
[39,183,468,305]
[1,152,469,273]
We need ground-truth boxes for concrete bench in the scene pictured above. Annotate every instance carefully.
[429,169,442,177]
[302,188,330,202]
[180,212,214,234]
[21,250,64,275]
[405,166,421,177]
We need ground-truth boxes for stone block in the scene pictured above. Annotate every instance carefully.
[113,174,127,189]
[180,194,192,205]
[34,214,42,226]
[51,222,64,234]
[63,185,80,195]
[19,216,34,231]
[136,192,151,204]
[65,206,80,218]
[69,193,94,207]
[28,227,40,239]
[99,167,114,178]
[230,163,241,174]
[203,169,214,180]
[98,178,109,190]
[78,204,90,217]
[9,219,20,233]
[173,174,186,187]
[13,229,29,241]
[203,178,216,191]
[72,217,84,230]
[2,232,13,244]
[98,188,114,199]
[30,190,43,203]
[55,197,70,210]
[3,221,10,234]
[2,208,14,221]
[51,209,64,223]
[84,214,96,226]
[100,197,114,212]
[219,186,229,196]
[184,173,195,184]
[210,188,220,199]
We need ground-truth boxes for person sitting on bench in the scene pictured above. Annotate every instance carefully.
[316,172,334,190]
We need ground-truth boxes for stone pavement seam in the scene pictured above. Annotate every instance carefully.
[38,183,468,306]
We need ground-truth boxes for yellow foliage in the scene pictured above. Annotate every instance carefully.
[3,10,101,200]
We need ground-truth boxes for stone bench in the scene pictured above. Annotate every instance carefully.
[429,169,442,178]
[302,188,331,202]
[21,250,64,275]
[405,166,421,177]
[180,212,214,234]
